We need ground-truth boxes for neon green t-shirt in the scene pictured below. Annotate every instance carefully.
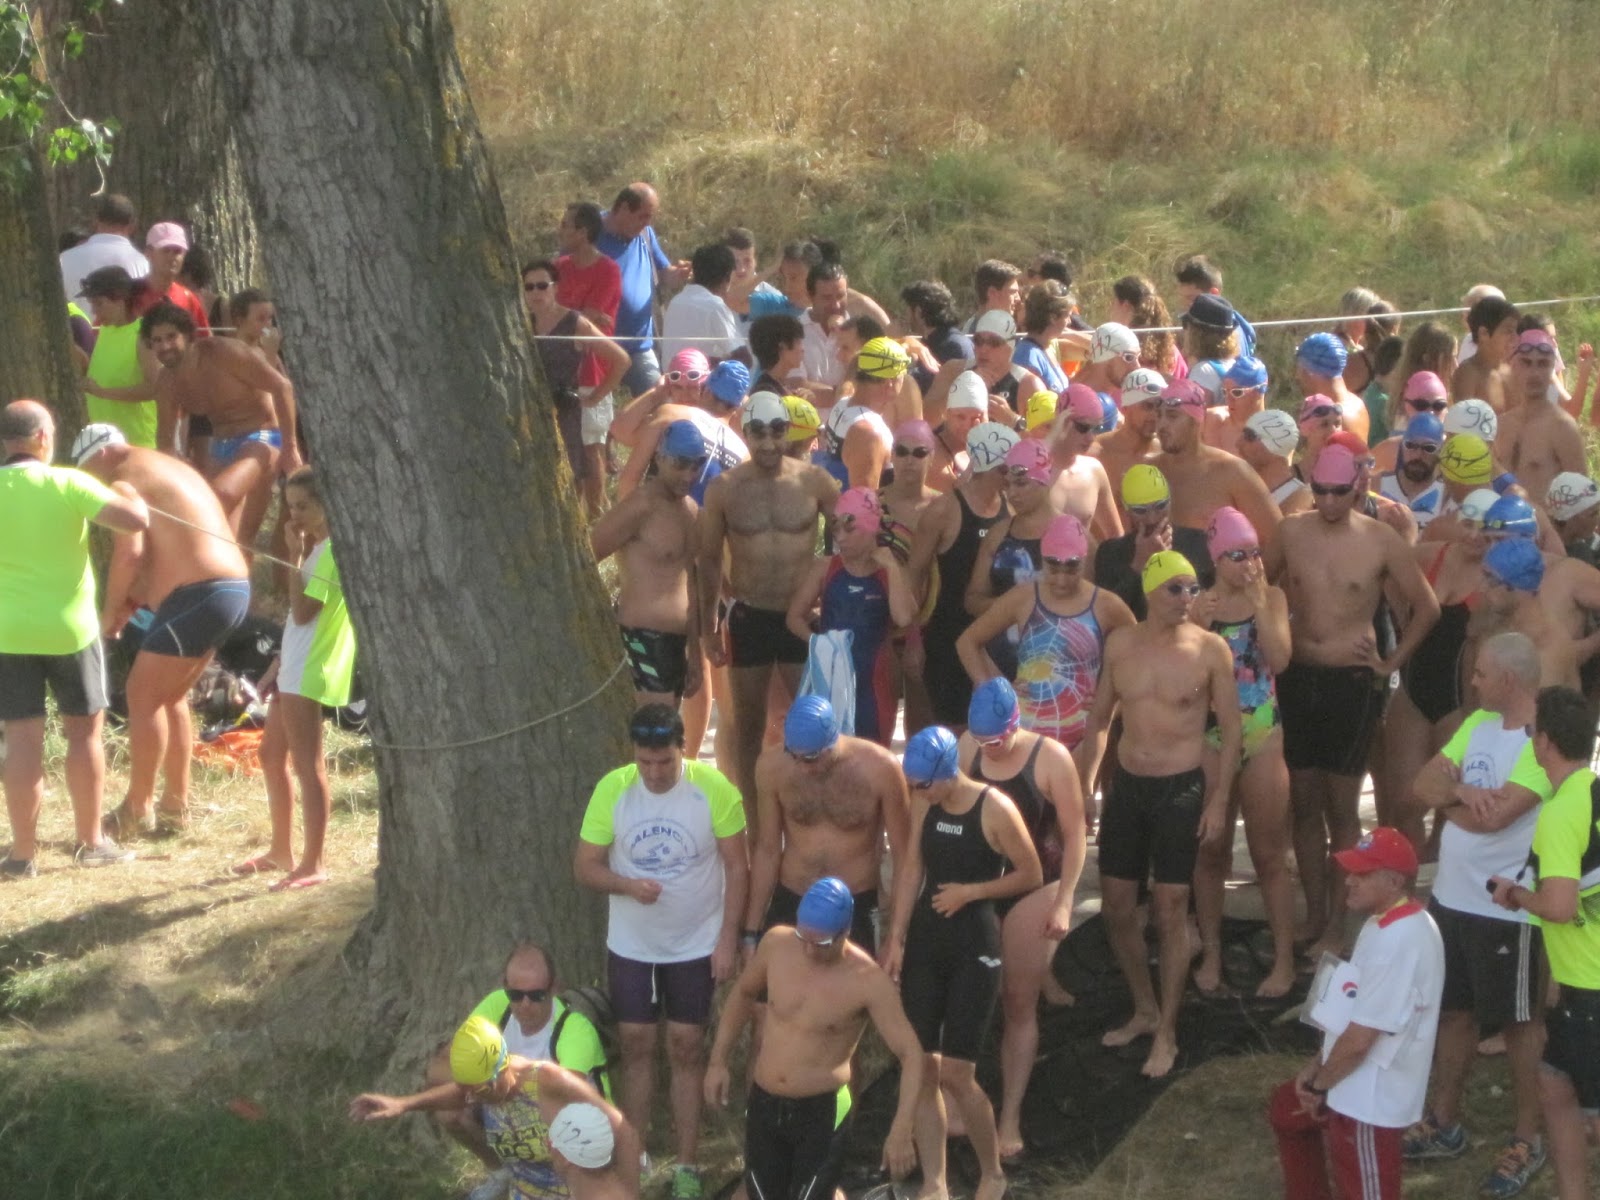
[85,320,156,449]
[298,544,357,708]
[470,992,611,1099]
[1530,767,1600,989]
[0,462,118,654]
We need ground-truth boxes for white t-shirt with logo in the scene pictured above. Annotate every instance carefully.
[580,759,746,963]
[1324,903,1445,1129]
[1434,709,1552,921]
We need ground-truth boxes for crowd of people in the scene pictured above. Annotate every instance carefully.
[5,182,1600,1200]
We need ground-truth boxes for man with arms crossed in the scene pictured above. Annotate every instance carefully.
[1076,550,1241,1079]
[706,877,922,1200]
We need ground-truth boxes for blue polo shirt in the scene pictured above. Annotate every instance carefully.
[596,221,672,353]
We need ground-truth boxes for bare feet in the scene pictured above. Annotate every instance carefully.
[1102,1011,1159,1048]
[997,1127,1025,1162]
[1191,957,1225,996]
[1255,964,1296,1000]
[1140,1033,1179,1079]
[269,868,328,891]
[974,1172,1007,1200]
[232,853,291,876]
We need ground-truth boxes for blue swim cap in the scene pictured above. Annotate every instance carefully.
[968,678,1020,739]
[1484,494,1539,539]
[796,876,854,937]
[1484,537,1545,593]
[1097,393,1119,434]
[783,695,839,756]
[1296,332,1348,378]
[903,726,960,786]
[1402,413,1444,446]
[660,419,709,460]
[1223,355,1269,391]
[707,360,751,407]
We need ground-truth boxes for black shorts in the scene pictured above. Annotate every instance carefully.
[744,1082,854,1200]
[764,883,880,955]
[1432,900,1544,1027]
[606,952,715,1026]
[620,626,689,698]
[727,601,808,669]
[1097,765,1205,886]
[900,904,1002,1061]
[1278,662,1388,775]
[0,641,108,720]
[141,578,252,659]
[1544,985,1600,1114]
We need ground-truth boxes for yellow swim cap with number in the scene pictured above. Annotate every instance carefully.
[782,395,821,441]
[1440,434,1491,485]
[1142,550,1197,593]
[1025,391,1058,432]
[450,1015,508,1086]
[857,337,911,380]
[1121,464,1171,508]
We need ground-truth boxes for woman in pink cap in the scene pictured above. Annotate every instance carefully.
[784,487,915,745]
[1373,370,1449,475]
[609,347,712,450]
[956,513,1134,753]
[1049,383,1123,542]
[1190,506,1296,998]
[881,420,944,731]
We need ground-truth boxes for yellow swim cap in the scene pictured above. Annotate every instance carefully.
[1440,433,1491,485]
[1143,550,1197,593]
[450,1015,508,1086]
[856,337,911,380]
[782,395,821,441]
[1121,464,1171,508]
[1025,391,1058,432]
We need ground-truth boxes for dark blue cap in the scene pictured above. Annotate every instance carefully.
[707,360,751,406]
[660,419,709,459]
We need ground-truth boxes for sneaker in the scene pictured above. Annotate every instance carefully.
[1402,1112,1467,1160]
[670,1166,703,1200]
[464,1166,512,1200]
[74,838,136,868]
[0,856,36,880]
[1481,1135,1546,1198]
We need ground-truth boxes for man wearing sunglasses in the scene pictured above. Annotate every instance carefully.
[1451,294,1519,412]
[1070,322,1142,403]
[1093,465,1213,620]
[1498,329,1586,509]
[1201,355,1270,454]
[1372,371,1451,475]
[1375,412,1447,530]
[1294,332,1369,445]
[1153,379,1281,552]
[1075,550,1242,1080]
[1049,383,1124,541]
[1265,445,1441,962]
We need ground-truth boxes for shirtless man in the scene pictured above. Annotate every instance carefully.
[700,394,841,828]
[1496,329,1586,505]
[1451,294,1518,412]
[1093,366,1164,510]
[1049,384,1123,540]
[1153,380,1281,548]
[144,302,300,548]
[745,696,909,959]
[1294,332,1368,444]
[706,878,922,1200]
[1237,409,1310,515]
[74,424,251,836]
[1201,356,1270,452]
[547,1102,642,1200]
[591,420,704,710]
[1473,505,1600,689]
[1264,445,1441,958]
[1076,550,1241,1078]
[1072,323,1141,400]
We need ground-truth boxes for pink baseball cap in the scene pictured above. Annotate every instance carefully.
[1004,437,1054,485]
[1298,393,1341,425]
[1061,383,1102,425]
[145,221,189,252]
[1312,445,1361,487]
[893,419,936,450]
[667,348,711,378]
[1041,514,1089,561]
[1159,379,1209,421]
[1206,506,1258,556]
[1402,370,1447,401]
[835,487,882,533]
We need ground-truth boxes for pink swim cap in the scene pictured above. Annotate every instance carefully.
[1298,393,1340,425]
[1041,514,1089,561]
[667,348,710,378]
[1061,383,1102,424]
[1206,506,1258,556]
[1004,437,1055,486]
[893,419,936,450]
[835,487,882,532]
[1402,371,1447,401]
[1312,445,1361,487]
[1159,379,1210,420]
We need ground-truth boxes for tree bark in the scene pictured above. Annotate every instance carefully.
[206,0,632,1072]
[0,145,85,431]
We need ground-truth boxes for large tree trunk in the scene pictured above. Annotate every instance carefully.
[207,0,632,1072]
[0,146,84,430]
[40,0,263,294]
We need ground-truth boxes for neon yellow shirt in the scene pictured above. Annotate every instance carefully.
[1530,767,1600,989]
[0,462,117,654]
[470,992,611,1099]
[298,544,357,707]
[85,320,156,449]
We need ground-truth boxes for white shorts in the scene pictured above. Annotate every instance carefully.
[581,393,613,446]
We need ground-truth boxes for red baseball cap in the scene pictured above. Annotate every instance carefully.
[1333,827,1418,878]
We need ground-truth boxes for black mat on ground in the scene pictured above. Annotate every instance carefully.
[828,912,1319,1197]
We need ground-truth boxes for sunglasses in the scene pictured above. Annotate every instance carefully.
[1221,547,1262,562]
[973,335,1008,349]
[505,987,551,1004]
[1407,399,1447,414]
[893,444,931,458]
[1069,420,1098,435]
[1303,406,1338,421]
[1126,501,1168,516]
[1005,466,1044,482]
[1164,582,1202,597]
[786,747,825,763]
[746,420,790,440]
[1403,440,1441,455]
[1043,556,1083,571]
[1311,482,1356,497]
[523,280,553,292]
[793,928,838,948]
[1225,386,1262,400]
[665,369,708,384]
[664,454,709,471]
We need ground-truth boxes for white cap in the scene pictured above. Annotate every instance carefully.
[946,370,989,412]
[1548,472,1600,522]
[548,1103,615,1169]
[70,422,126,466]
[1444,398,1498,443]
[1120,368,1166,407]
[966,422,1020,471]
[742,391,789,428]
[1457,488,1500,528]
[1244,409,1300,457]
[1090,322,1140,363]
[973,310,1017,341]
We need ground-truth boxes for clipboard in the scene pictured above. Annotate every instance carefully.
[1302,952,1361,1038]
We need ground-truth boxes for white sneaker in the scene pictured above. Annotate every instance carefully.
[465,1166,512,1200]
